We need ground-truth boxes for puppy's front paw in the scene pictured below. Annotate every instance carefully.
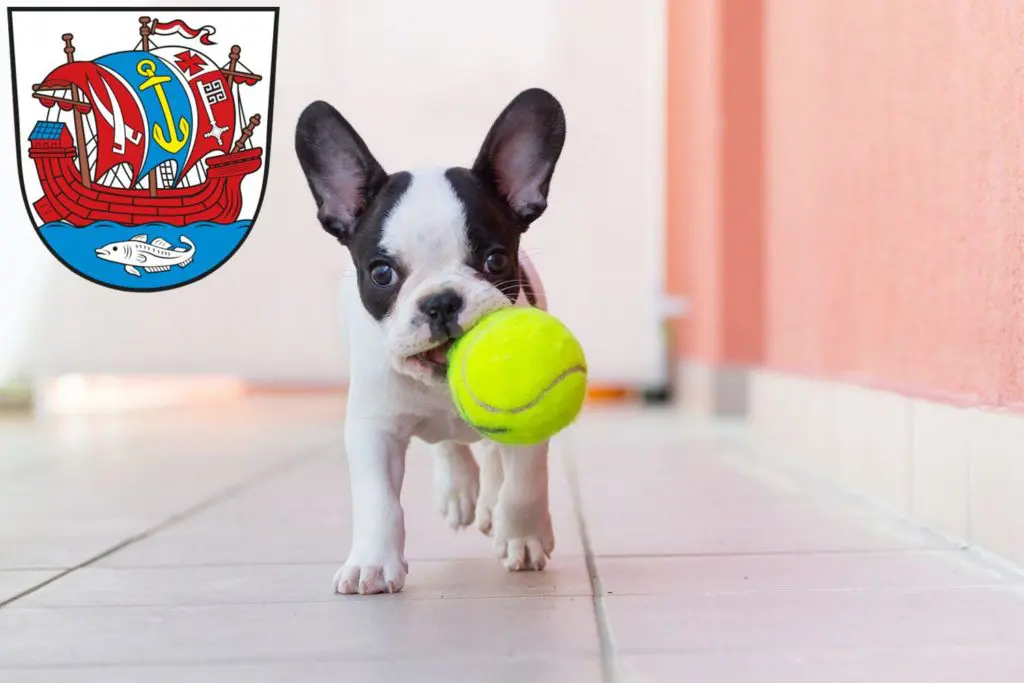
[492,502,555,571]
[333,557,408,595]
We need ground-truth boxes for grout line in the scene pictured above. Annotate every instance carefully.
[14,593,600,610]
[0,651,601,672]
[15,582,1021,612]
[0,443,330,610]
[589,547,973,559]
[561,439,617,683]
[15,547,986,572]
[9,555,596,571]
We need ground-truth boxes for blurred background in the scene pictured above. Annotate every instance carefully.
[7,1,1024,677]
[0,0,669,410]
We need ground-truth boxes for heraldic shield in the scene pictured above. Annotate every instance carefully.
[8,7,279,292]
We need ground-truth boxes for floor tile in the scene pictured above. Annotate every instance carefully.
[0,598,599,667]
[0,399,341,570]
[18,559,592,607]
[617,648,1024,683]
[0,657,603,683]
[596,549,1017,596]
[0,527,148,570]
[0,571,59,603]
[571,438,944,556]
[604,586,1024,652]
[98,442,583,568]
[5,395,1024,679]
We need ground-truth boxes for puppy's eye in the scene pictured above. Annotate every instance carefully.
[483,251,511,276]
[369,262,398,287]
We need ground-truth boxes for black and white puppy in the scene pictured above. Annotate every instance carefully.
[295,89,566,595]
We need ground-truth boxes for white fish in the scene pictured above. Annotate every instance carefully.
[95,234,196,277]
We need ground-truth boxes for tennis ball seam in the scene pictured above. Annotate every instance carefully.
[458,354,586,415]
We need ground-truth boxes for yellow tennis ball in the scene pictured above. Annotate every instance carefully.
[448,307,587,445]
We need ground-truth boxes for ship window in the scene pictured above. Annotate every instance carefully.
[159,163,175,188]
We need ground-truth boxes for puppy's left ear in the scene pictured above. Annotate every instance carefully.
[472,88,566,227]
[294,100,388,244]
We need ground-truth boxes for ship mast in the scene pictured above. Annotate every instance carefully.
[231,114,261,153]
[219,45,263,154]
[220,45,263,87]
[61,33,91,189]
[138,16,158,197]
[225,45,240,87]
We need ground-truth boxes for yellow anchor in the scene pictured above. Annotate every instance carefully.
[136,59,189,154]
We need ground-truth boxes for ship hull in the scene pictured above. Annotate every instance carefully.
[27,145,263,227]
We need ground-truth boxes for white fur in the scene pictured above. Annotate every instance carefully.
[335,169,553,595]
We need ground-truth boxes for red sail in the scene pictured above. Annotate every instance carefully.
[36,62,146,184]
[152,46,236,178]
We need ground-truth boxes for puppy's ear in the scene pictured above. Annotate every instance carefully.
[472,88,566,227]
[294,101,387,244]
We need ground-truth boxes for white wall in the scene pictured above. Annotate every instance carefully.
[0,0,666,386]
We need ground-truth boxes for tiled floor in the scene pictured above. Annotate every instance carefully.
[2,396,1023,682]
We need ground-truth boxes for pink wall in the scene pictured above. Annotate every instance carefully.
[720,0,764,365]
[668,0,1024,408]
[666,0,763,365]
[766,0,1024,407]
[666,0,720,361]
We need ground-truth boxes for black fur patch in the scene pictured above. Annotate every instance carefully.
[445,167,525,303]
[347,172,413,320]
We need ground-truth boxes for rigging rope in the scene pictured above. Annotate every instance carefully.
[235,82,251,150]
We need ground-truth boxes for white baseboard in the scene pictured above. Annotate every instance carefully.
[749,370,1024,569]
[677,360,749,416]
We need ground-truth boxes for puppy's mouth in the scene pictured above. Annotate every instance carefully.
[408,339,455,375]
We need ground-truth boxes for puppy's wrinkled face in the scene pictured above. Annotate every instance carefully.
[347,168,525,383]
[295,89,566,385]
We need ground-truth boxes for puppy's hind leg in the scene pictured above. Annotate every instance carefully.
[475,440,504,536]
[434,441,479,529]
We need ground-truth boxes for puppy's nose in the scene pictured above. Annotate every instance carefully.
[418,289,464,327]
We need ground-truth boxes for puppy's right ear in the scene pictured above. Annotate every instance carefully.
[294,101,387,244]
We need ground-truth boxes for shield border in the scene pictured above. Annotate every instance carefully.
[7,5,280,293]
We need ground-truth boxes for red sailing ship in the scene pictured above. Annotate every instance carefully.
[26,16,264,227]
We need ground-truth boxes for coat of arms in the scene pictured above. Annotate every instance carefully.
[8,7,279,291]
